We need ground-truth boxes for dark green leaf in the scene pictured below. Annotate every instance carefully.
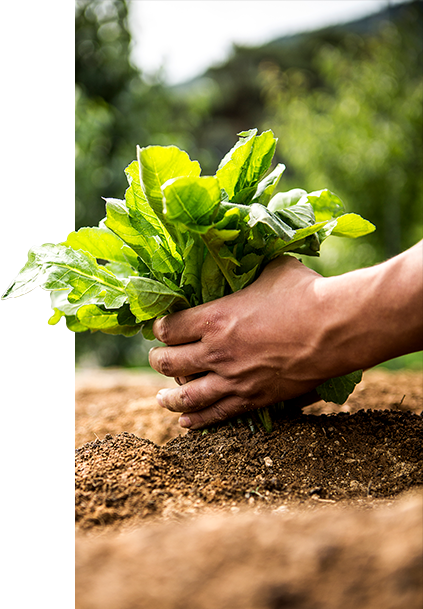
[317,370,363,404]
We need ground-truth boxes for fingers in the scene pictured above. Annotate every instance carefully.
[156,372,231,413]
[175,373,206,385]
[152,301,214,345]
[149,342,208,378]
[178,396,257,430]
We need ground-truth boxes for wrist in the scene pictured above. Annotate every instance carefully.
[314,243,423,379]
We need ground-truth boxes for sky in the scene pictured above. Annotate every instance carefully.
[129,0,407,85]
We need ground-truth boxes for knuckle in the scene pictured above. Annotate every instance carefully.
[205,345,227,365]
[155,351,173,377]
[179,386,200,412]
[202,307,225,336]
[211,402,230,421]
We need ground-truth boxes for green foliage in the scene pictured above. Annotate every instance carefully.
[3,130,375,407]
[259,15,423,273]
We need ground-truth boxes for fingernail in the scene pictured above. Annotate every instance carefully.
[179,414,192,428]
[156,388,171,406]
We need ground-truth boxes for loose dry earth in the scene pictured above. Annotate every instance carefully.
[75,368,423,609]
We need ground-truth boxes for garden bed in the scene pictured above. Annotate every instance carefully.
[75,368,422,609]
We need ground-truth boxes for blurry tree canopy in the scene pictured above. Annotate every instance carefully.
[259,7,423,272]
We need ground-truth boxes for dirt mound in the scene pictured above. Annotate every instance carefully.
[75,368,423,609]
[76,409,422,531]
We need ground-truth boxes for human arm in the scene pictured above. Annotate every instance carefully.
[149,241,423,429]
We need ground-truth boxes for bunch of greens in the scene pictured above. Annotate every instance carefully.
[2,129,375,412]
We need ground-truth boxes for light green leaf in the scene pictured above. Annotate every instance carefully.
[217,129,278,204]
[216,129,257,200]
[137,145,201,224]
[64,226,140,269]
[322,213,376,240]
[276,203,316,229]
[248,204,296,241]
[268,188,307,211]
[299,189,345,222]
[251,164,286,206]
[236,130,277,195]
[104,261,141,279]
[125,276,189,322]
[124,160,182,264]
[162,176,221,229]
[104,198,182,277]
[2,244,127,310]
[317,370,363,404]
[76,304,141,336]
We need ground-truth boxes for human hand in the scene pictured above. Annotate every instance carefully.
[149,255,331,429]
[150,241,423,429]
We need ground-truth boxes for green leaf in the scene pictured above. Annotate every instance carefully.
[317,370,363,405]
[217,129,279,204]
[137,145,201,224]
[162,176,221,230]
[276,203,316,229]
[201,251,226,303]
[321,213,376,240]
[251,164,286,206]
[124,160,182,265]
[299,189,345,222]
[216,129,257,200]
[125,276,189,322]
[2,244,127,310]
[200,225,242,293]
[268,188,308,211]
[248,204,296,241]
[104,261,141,279]
[180,234,205,306]
[76,304,141,336]
[141,318,156,341]
[104,197,182,278]
[64,226,140,269]
[239,130,277,191]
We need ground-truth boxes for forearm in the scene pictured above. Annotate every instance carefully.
[315,241,423,378]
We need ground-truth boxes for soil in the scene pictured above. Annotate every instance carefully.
[75,368,423,609]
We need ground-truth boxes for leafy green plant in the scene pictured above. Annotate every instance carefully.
[2,129,375,423]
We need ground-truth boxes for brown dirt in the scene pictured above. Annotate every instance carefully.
[75,368,423,609]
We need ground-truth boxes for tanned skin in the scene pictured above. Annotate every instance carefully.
[149,241,423,430]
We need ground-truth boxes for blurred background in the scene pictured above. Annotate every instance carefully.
[75,0,422,369]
